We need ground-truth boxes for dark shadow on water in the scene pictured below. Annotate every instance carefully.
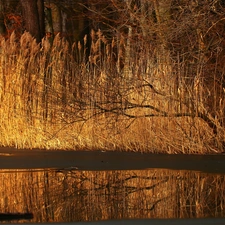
[0,213,33,222]
[0,147,225,173]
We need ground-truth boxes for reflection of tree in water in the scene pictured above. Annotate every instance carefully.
[0,170,225,222]
[52,170,225,220]
[38,169,177,221]
[58,170,172,217]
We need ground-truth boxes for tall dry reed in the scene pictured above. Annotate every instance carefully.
[0,31,223,153]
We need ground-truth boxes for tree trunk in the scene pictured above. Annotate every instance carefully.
[49,3,62,35]
[37,0,45,39]
[20,0,43,42]
[0,0,6,36]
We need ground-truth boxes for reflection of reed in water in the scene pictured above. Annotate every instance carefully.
[0,170,224,222]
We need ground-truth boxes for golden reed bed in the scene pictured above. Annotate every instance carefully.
[0,32,223,154]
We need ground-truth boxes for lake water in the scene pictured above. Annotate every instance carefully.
[0,148,225,224]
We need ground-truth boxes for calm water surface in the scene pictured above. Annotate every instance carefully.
[0,148,225,224]
[0,169,225,223]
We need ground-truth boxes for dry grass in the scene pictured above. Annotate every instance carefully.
[0,31,223,153]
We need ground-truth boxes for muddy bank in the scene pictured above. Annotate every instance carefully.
[0,147,224,173]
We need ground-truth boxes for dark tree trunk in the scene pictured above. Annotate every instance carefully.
[37,0,45,39]
[0,0,6,36]
[20,0,44,42]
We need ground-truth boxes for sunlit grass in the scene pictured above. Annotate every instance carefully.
[0,32,223,153]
